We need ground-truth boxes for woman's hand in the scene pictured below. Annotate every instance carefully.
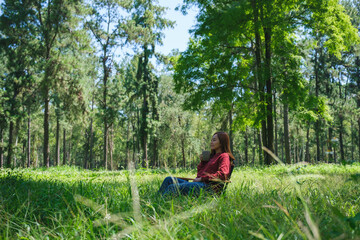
[193,177,202,182]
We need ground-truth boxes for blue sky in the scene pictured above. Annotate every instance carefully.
[157,0,198,55]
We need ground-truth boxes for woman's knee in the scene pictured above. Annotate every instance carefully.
[164,176,177,183]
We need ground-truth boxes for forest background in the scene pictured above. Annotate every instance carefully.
[1,0,360,170]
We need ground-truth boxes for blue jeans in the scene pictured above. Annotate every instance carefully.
[158,176,211,196]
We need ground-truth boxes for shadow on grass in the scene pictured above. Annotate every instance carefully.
[0,170,139,239]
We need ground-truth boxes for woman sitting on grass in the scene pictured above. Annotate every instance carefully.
[158,131,235,196]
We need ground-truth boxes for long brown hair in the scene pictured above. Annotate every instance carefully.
[211,131,235,162]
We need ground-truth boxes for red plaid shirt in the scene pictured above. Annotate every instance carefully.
[197,153,231,182]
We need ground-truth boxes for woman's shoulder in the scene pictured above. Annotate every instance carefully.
[219,152,230,159]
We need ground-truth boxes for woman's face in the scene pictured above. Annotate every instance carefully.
[210,134,222,153]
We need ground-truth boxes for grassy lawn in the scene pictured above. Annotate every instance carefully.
[0,163,359,239]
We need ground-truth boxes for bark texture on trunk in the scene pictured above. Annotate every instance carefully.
[252,0,264,165]
[328,127,333,163]
[44,86,50,167]
[264,26,274,165]
[109,125,114,170]
[89,118,94,169]
[283,103,291,164]
[55,117,60,166]
[229,107,234,153]
[258,129,263,165]
[27,111,31,168]
[0,127,4,168]
[244,127,249,164]
[274,91,278,156]
[357,57,360,161]
[314,46,321,162]
[63,129,66,165]
[6,121,14,168]
[339,115,345,161]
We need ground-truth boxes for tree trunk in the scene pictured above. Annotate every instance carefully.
[84,124,90,169]
[104,108,108,170]
[229,107,234,152]
[44,85,50,167]
[252,128,256,165]
[351,119,354,161]
[265,28,274,165]
[84,129,89,169]
[102,48,109,170]
[280,104,284,161]
[55,116,60,166]
[315,124,321,162]
[109,125,114,170]
[274,91,278,156]
[89,118,94,169]
[258,129,263,165]
[283,102,291,164]
[6,120,14,168]
[244,127,249,164]
[300,137,304,162]
[35,150,38,167]
[150,73,159,168]
[22,140,26,167]
[126,118,131,169]
[137,50,149,169]
[142,45,150,169]
[179,116,186,168]
[63,128,66,165]
[339,114,345,161]
[314,45,321,162]
[27,110,31,168]
[328,126,333,163]
[13,118,20,167]
[356,57,360,160]
[132,117,137,169]
[358,119,360,162]
[296,127,300,163]
[334,141,337,164]
[252,0,265,165]
[68,130,72,165]
[305,122,310,162]
[281,132,284,162]
[151,135,158,168]
[88,97,94,169]
[142,103,149,168]
[0,127,4,168]
[181,136,186,168]
[133,133,136,169]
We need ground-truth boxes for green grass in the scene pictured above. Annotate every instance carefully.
[0,163,359,239]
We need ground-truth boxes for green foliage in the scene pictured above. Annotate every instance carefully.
[305,0,360,58]
[174,0,359,129]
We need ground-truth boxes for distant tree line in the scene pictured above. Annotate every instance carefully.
[0,0,360,169]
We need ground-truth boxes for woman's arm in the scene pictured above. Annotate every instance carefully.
[201,154,231,182]
[197,154,208,175]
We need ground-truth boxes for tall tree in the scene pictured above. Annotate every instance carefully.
[34,0,88,167]
[177,0,358,164]
[0,55,6,168]
[87,0,131,169]
[124,0,173,168]
[0,0,39,167]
